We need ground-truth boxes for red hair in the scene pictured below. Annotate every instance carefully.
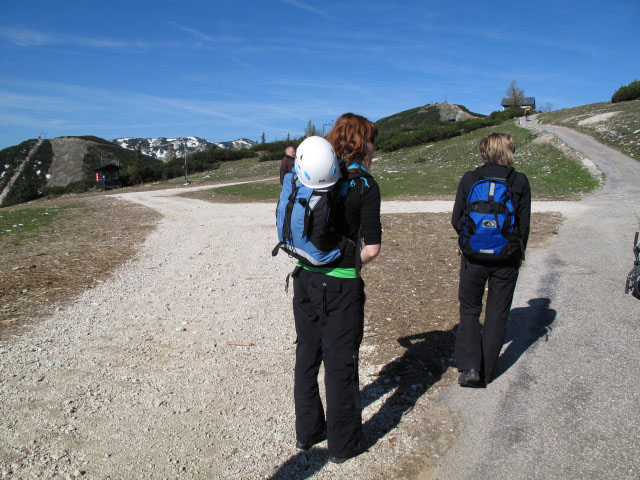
[326,113,378,170]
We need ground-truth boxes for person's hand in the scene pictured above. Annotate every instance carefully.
[360,244,380,265]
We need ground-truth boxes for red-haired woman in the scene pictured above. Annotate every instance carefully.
[293,113,381,463]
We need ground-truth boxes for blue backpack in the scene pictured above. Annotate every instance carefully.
[458,167,523,262]
[272,172,353,266]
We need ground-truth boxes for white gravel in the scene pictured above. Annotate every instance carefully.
[0,185,453,479]
[577,111,620,125]
[0,179,588,479]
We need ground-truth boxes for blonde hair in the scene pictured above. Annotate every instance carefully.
[326,113,378,170]
[478,133,514,166]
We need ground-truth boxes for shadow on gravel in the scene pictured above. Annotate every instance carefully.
[492,297,556,381]
[265,328,455,480]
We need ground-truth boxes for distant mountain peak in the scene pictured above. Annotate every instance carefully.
[376,102,482,132]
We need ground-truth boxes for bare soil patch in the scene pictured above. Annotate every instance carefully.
[0,196,160,335]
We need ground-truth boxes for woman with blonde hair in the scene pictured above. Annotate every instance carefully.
[292,113,381,463]
[451,132,531,387]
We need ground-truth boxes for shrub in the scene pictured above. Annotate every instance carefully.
[612,80,640,103]
[258,151,286,162]
[44,179,94,197]
[250,138,302,154]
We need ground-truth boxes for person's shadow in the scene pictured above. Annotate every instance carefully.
[491,297,556,381]
[264,327,456,480]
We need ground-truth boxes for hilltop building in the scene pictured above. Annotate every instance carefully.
[501,97,536,110]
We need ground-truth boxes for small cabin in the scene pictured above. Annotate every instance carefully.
[94,164,121,190]
[501,97,536,111]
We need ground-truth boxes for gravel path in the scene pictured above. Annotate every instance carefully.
[1,173,591,478]
[428,117,640,479]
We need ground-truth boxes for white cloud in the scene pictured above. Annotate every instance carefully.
[0,25,179,50]
[0,27,52,47]
[280,0,335,20]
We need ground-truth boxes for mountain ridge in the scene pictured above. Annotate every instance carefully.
[113,136,256,161]
[376,102,483,132]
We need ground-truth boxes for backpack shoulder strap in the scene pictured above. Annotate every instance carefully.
[347,171,373,194]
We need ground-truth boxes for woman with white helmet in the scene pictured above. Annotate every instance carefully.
[292,113,381,463]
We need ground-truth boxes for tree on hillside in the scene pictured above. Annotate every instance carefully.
[304,120,317,137]
[505,80,526,107]
[541,102,554,112]
[165,144,176,162]
[261,132,266,144]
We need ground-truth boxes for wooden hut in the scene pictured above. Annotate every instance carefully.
[94,164,121,190]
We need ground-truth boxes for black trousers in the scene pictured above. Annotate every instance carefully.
[293,268,365,458]
[455,257,519,382]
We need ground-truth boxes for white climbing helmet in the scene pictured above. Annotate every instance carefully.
[295,136,340,189]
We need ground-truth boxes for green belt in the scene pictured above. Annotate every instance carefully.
[298,262,359,278]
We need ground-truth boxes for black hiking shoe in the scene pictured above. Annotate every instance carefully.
[328,441,364,464]
[296,429,327,450]
[458,369,482,387]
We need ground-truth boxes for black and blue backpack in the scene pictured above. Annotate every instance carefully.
[272,172,353,266]
[458,166,523,262]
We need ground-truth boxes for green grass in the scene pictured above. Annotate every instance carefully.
[0,204,83,243]
[155,156,280,186]
[209,181,281,201]
[187,120,600,202]
[538,99,640,161]
[374,121,599,199]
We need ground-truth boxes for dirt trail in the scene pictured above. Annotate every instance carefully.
[0,179,587,479]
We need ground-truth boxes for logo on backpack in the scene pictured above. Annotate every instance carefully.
[459,168,522,262]
[272,172,352,266]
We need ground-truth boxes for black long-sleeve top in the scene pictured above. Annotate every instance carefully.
[451,163,531,254]
[331,171,382,269]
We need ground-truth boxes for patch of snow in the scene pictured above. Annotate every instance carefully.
[46,174,51,179]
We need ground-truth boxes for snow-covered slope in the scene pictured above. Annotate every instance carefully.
[113,136,256,161]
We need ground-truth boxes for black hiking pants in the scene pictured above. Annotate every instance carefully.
[293,268,365,458]
[455,257,520,383]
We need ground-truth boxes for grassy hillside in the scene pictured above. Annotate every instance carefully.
[2,140,55,207]
[182,120,600,202]
[537,99,640,160]
[376,103,483,132]
[0,140,38,195]
[377,105,442,131]
[374,121,599,199]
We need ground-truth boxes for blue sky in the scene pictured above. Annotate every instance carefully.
[0,0,638,149]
